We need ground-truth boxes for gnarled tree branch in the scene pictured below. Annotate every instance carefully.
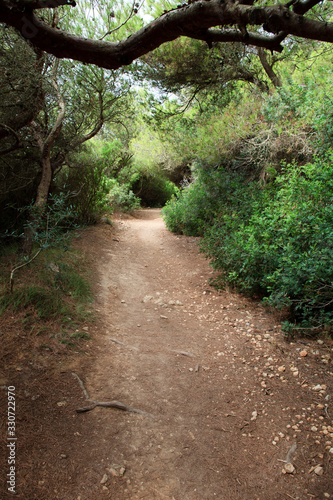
[257,47,282,88]
[0,0,332,70]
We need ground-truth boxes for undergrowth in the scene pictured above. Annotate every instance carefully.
[0,242,93,346]
[163,155,333,336]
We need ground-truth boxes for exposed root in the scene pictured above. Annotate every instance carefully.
[72,372,154,417]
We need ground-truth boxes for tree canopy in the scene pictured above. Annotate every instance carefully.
[1,0,333,70]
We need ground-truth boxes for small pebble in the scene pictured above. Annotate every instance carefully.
[251,411,258,421]
[283,463,295,474]
[314,465,324,476]
[100,474,108,484]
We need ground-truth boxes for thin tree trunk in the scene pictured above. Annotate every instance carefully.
[23,58,65,255]
[257,48,282,88]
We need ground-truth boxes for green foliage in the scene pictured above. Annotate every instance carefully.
[263,69,333,156]
[139,37,260,98]
[201,156,333,331]
[160,61,333,334]
[163,163,256,236]
[98,127,179,208]
[259,158,333,327]
[56,152,113,223]
[164,148,333,332]
[162,181,212,236]
[107,179,141,212]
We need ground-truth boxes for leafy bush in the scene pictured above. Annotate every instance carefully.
[164,151,333,331]
[107,180,140,212]
[162,181,213,236]
[260,157,333,329]
[162,162,258,236]
[56,152,113,223]
[202,155,333,331]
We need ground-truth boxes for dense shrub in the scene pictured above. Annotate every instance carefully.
[55,153,113,223]
[162,179,212,236]
[164,153,333,331]
[202,155,333,331]
[107,180,141,212]
[162,162,258,236]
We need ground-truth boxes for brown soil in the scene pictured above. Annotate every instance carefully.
[1,208,333,500]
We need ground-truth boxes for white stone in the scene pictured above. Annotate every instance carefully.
[314,466,324,476]
[100,474,108,484]
[284,463,295,474]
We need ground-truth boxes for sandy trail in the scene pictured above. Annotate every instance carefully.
[69,209,332,500]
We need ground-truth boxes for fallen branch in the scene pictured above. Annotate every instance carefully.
[72,370,89,399]
[72,372,154,417]
[10,247,43,292]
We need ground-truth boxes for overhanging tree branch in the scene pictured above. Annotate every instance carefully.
[70,91,104,149]
[291,0,323,16]
[0,0,332,70]
[190,28,285,51]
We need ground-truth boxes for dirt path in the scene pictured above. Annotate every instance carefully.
[4,208,331,500]
[61,208,331,500]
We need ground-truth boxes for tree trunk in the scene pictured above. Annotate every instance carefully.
[22,151,53,255]
[22,59,65,255]
[257,48,282,88]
